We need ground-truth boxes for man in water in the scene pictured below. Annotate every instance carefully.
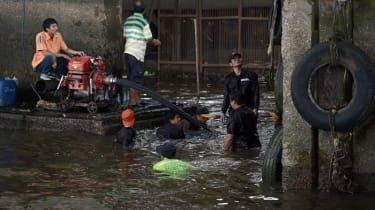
[179,105,211,131]
[156,111,185,140]
[224,92,260,152]
[153,143,192,176]
[32,18,85,80]
[115,108,137,150]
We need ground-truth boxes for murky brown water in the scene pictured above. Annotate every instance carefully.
[0,77,373,209]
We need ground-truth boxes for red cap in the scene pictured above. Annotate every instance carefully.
[121,108,135,127]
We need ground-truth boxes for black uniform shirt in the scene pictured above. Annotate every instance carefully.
[116,127,136,149]
[156,123,185,140]
[227,105,260,151]
[222,70,260,114]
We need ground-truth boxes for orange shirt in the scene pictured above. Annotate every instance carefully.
[31,32,69,68]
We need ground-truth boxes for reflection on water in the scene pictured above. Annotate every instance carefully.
[0,77,373,209]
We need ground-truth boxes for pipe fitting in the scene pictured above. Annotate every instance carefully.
[105,75,117,85]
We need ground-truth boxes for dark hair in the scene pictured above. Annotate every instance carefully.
[43,18,57,32]
[228,51,241,62]
[167,111,179,121]
[133,1,145,13]
[191,105,209,116]
[156,143,176,159]
[230,91,245,105]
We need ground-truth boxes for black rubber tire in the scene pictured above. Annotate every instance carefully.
[87,101,98,114]
[274,63,283,115]
[59,101,70,112]
[114,79,210,131]
[262,129,282,186]
[291,42,375,131]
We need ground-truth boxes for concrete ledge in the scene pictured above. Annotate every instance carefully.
[0,104,176,135]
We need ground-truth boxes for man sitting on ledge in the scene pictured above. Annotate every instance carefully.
[31,18,85,80]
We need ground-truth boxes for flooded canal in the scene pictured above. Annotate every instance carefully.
[0,77,373,209]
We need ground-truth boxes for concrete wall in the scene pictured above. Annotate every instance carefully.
[0,0,123,95]
[282,0,375,191]
[281,0,313,190]
[350,0,375,192]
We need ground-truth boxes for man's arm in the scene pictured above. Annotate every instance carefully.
[220,77,230,122]
[251,73,260,113]
[144,23,161,46]
[59,35,85,57]
[224,113,237,151]
[61,48,85,56]
[223,134,234,151]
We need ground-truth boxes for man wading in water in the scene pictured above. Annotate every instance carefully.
[220,51,260,144]
[224,92,261,151]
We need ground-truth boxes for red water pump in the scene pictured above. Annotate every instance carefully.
[57,56,117,113]
[64,56,106,91]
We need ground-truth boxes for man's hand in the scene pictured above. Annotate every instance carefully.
[253,108,259,118]
[63,49,85,56]
[52,62,57,69]
[74,51,86,56]
[152,39,161,46]
[220,113,226,123]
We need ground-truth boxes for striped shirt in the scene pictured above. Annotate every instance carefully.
[124,13,153,62]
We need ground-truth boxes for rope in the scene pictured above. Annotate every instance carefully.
[332,0,352,41]
[329,39,339,67]
[325,0,355,193]
[327,102,354,193]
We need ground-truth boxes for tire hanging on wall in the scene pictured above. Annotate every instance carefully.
[291,42,375,131]
[262,129,282,186]
[274,62,283,115]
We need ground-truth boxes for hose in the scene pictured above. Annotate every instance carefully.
[105,76,211,132]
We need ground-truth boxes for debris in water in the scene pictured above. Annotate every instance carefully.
[263,197,279,201]
[249,195,279,201]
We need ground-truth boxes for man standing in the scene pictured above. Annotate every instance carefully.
[224,92,261,152]
[32,18,85,80]
[124,0,161,105]
[220,51,260,122]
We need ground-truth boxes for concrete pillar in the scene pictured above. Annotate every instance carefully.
[281,0,313,190]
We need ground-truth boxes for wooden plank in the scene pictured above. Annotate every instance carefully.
[159,60,196,65]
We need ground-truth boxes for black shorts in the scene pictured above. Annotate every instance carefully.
[124,53,144,83]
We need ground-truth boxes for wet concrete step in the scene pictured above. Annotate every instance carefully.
[0,103,189,136]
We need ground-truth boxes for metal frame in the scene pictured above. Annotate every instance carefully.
[156,0,270,74]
